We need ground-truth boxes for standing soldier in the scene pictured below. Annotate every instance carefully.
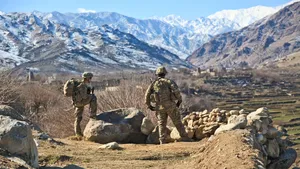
[73,72,97,137]
[145,66,191,144]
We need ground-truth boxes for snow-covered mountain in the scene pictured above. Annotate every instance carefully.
[0,12,190,74]
[188,2,300,68]
[208,6,277,28]
[34,0,297,59]
[40,12,219,58]
[0,0,297,72]
[208,0,300,28]
[151,15,240,35]
[0,50,29,71]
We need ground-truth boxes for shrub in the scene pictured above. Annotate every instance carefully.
[19,83,77,137]
[95,75,158,124]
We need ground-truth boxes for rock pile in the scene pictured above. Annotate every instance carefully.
[180,107,296,169]
[245,107,297,169]
[178,108,248,140]
[178,107,297,168]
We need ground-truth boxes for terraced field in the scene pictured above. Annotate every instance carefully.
[194,70,300,167]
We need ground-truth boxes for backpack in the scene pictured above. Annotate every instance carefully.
[63,78,81,97]
[152,78,176,104]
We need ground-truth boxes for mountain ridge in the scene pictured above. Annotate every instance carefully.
[0,13,190,74]
[187,2,300,69]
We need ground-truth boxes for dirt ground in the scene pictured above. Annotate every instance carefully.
[36,130,263,169]
[38,138,197,169]
[0,129,299,169]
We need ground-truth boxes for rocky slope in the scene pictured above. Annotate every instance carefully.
[187,2,300,68]
[0,12,189,74]
[41,12,230,58]
[13,1,295,60]
[0,50,29,71]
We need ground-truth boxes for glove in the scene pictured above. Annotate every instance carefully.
[176,100,182,108]
[148,105,156,111]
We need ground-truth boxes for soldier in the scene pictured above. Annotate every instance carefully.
[73,72,97,137]
[145,66,191,144]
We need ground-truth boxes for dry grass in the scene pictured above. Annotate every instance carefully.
[0,74,22,110]
[18,83,77,137]
[95,75,158,124]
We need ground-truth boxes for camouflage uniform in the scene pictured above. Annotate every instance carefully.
[145,67,188,144]
[73,72,97,136]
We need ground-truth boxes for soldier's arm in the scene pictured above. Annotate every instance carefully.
[169,80,182,101]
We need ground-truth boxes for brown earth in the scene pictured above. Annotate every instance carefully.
[170,130,261,169]
[35,130,261,169]
[0,129,297,169]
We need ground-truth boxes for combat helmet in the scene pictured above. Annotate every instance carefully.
[82,72,93,79]
[155,66,168,75]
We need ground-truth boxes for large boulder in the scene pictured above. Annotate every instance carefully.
[140,117,155,135]
[84,108,147,144]
[0,115,38,168]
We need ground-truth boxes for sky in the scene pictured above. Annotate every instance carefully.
[0,0,293,20]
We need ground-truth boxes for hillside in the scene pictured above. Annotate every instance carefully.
[275,51,300,68]
[0,13,190,74]
[187,2,300,68]
[0,50,29,71]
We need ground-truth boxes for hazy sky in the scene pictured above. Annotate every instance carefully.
[0,0,293,20]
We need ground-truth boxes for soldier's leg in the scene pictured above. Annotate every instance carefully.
[74,107,84,136]
[167,107,188,138]
[89,94,97,118]
[157,110,168,144]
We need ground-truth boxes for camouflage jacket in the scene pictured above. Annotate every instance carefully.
[144,77,182,110]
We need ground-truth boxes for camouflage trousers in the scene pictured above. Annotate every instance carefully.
[156,106,187,144]
[74,94,97,136]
